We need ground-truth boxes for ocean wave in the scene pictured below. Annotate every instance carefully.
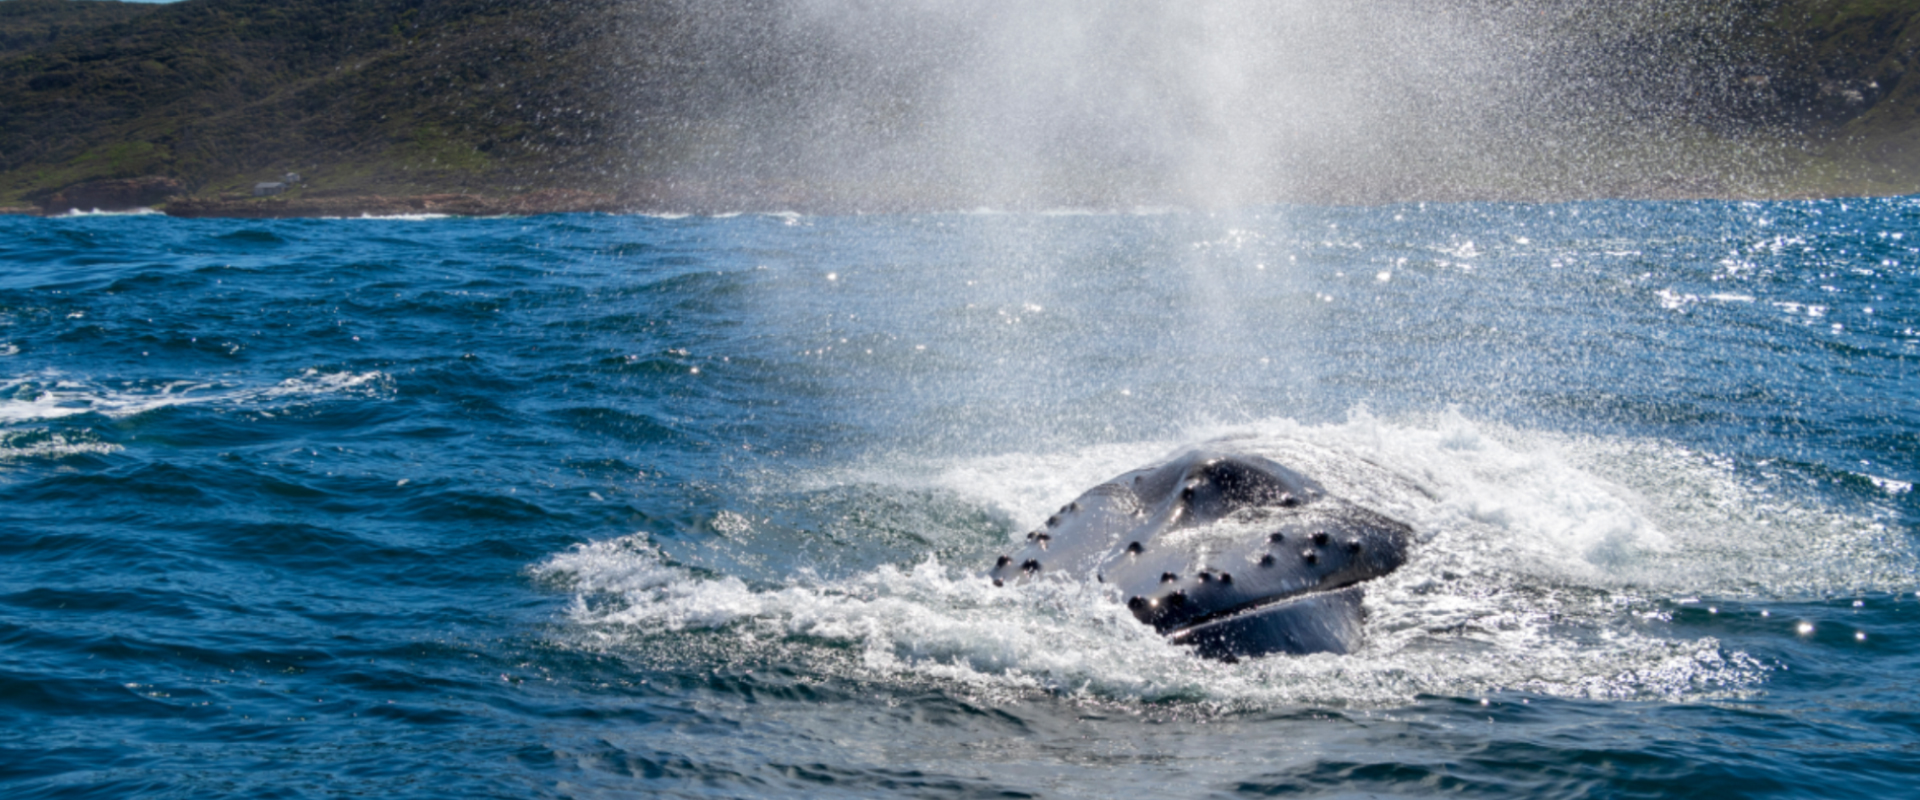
[51,208,165,217]
[348,213,457,221]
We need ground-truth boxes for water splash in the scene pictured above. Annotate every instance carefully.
[527,411,1904,707]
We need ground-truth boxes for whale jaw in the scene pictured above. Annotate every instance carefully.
[1166,585,1366,660]
[988,450,1411,659]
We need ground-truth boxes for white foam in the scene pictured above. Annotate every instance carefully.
[0,368,392,424]
[1656,288,1700,311]
[54,207,163,217]
[532,411,1906,706]
[0,429,122,463]
[1867,475,1913,496]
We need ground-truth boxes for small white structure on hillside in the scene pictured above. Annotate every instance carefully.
[254,182,287,197]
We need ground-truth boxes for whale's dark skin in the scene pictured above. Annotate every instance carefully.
[988,450,1413,660]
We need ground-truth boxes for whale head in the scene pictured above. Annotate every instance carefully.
[988,450,1412,659]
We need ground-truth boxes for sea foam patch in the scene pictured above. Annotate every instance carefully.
[52,207,164,217]
[533,530,1769,707]
[0,428,122,463]
[0,368,393,424]
[527,412,1900,707]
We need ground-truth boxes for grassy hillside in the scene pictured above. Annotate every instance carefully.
[0,0,662,204]
[0,0,153,58]
[2,0,1918,208]
[1762,0,1920,194]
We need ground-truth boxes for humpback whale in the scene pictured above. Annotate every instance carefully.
[988,450,1412,659]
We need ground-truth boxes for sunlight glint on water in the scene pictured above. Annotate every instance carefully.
[0,201,1914,797]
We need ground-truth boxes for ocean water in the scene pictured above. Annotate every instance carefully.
[1,199,1916,798]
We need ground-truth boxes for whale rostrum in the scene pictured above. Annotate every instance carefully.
[988,450,1412,659]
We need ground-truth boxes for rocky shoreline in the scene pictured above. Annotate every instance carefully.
[0,175,1884,220]
[2,176,642,218]
[8,176,845,218]
[161,189,626,219]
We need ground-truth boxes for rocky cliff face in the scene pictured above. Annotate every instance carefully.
[37,175,185,213]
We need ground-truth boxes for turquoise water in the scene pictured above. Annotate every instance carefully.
[1,200,1916,798]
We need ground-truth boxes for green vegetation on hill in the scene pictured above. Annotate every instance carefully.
[1766,0,1920,193]
[0,0,153,58]
[0,0,657,204]
[2,0,1918,209]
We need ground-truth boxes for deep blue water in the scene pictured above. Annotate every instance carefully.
[1,199,1916,798]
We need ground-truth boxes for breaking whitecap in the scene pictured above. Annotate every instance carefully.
[0,368,393,425]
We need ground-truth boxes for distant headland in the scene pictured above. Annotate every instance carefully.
[4,0,1918,217]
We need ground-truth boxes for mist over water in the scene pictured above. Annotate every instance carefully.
[625,0,1778,208]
